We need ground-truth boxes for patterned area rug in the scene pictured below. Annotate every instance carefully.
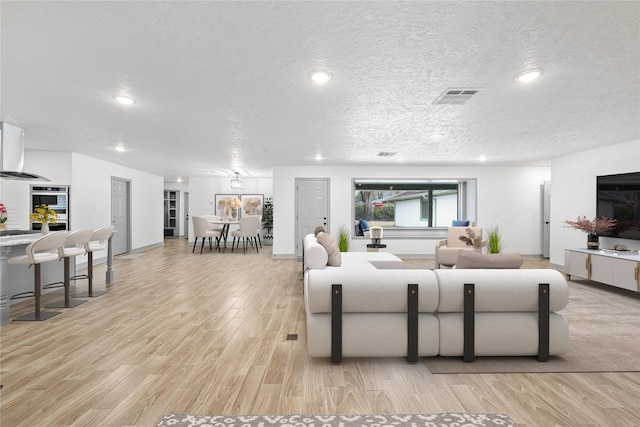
[155,413,516,427]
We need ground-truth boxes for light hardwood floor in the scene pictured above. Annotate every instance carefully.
[1,238,639,427]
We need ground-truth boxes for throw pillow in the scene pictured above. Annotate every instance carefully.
[359,219,370,231]
[316,232,342,266]
[452,220,470,226]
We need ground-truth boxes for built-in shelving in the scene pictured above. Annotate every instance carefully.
[164,190,179,238]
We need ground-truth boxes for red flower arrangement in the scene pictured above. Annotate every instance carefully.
[563,216,617,235]
[0,202,7,224]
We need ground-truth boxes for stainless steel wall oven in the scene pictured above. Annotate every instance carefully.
[30,185,69,231]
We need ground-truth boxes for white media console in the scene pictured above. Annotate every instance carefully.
[564,248,640,293]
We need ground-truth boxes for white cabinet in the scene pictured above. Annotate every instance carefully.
[564,249,639,293]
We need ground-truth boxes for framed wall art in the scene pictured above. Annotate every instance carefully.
[215,194,240,218]
[240,194,264,217]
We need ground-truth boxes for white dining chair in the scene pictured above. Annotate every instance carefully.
[192,216,221,254]
[231,215,260,254]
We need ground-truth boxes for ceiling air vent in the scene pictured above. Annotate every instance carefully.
[433,88,483,105]
[377,152,397,157]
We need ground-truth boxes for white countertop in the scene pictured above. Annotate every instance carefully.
[567,247,640,261]
[0,232,44,247]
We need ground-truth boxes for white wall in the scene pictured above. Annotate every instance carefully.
[71,153,164,251]
[550,139,640,266]
[0,151,73,230]
[0,151,164,256]
[187,176,273,240]
[273,164,551,257]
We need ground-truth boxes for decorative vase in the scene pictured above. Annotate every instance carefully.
[231,208,238,219]
[0,222,6,230]
[41,222,50,234]
[587,233,599,250]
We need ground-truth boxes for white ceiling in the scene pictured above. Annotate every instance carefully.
[1,1,639,182]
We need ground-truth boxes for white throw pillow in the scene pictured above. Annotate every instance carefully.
[316,232,342,267]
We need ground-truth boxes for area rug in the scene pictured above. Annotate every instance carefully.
[155,413,516,427]
[424,280,640,374]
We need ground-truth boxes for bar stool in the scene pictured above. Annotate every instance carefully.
[8,231,68,321]
[73,226,114,298]
[44,228,94,308]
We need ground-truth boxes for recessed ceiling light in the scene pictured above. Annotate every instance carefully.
[315,154,323,161]
[312,71,331,84]
[479,155,488,162]
[430,133,445,141]
[115,95,135,105]
[515,69,544,83]
[115,145,125,152]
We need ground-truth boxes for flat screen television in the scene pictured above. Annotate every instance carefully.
[596,172,640,240]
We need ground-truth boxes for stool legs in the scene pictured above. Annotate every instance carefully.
[72,252,106,298]
[45,257,87,308]
[14,264,61,321]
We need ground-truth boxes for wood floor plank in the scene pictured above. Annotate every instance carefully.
[1,238,639,426]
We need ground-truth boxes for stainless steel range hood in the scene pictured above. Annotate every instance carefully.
[0,122,49,181]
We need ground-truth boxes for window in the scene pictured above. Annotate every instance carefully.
[354,179,474,235]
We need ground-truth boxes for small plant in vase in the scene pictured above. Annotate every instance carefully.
[486,225,503,254]
[0,202,7,230]
[30,204,58,233]
[563,216,616,250]
[459,227,486,252]
[337,225,350,252]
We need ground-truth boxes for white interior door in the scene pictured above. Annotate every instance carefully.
[543,180,551,258]
[111,177,130,255]
[296,178,329,257]
[183,191,189,239]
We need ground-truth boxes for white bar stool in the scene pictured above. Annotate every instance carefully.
[8,231,68,321]
[73,226,114,298]
[44,228,94,308]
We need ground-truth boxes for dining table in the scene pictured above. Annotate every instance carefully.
[207,218,239,252]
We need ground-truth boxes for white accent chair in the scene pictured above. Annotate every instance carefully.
[8,231,69,321]
[231,215,260,254]
[44,228,94,308]
[73,226,114,297]
[192,216,221,254]
[435,226,482,269]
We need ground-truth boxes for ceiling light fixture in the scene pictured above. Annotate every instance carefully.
[312,71,331,84]
[115,145,125,152]
[515,68,544,83]
[479,155,488,162]
[315,154,323,161]
[115,95,135,105]
[230,172,243,190]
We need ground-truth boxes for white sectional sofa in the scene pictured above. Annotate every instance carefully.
[302,234,569,363]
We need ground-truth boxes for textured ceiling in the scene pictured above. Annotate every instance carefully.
[1,1,639,181]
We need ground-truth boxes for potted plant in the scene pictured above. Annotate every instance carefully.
[262,197,273,244]
[459,227,485,252]
[486,225,503,254]
[338,225,349,252]
[0,202,7,230]
[563,216,617,250]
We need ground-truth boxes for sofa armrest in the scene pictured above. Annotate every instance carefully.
[436,239,448,249]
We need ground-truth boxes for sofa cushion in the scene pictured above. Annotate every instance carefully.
[451,220,470,226]
[316,232,342,266]
[306,269,439,313]
[434,269,569,312]
[303,234,328,269]
[456,251,523,269]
